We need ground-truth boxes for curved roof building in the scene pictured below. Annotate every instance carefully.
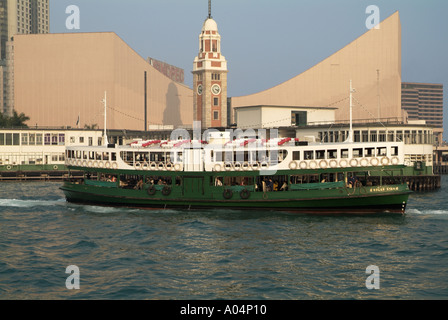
[230,11,404,126]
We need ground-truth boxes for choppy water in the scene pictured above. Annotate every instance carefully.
[1,177,448,300]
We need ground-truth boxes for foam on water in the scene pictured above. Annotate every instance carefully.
[0,198,66,208]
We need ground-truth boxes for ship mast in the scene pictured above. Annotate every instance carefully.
[348,80,354,143]
[102,91,109,146]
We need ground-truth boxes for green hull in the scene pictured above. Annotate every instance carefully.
[61,178,411,215]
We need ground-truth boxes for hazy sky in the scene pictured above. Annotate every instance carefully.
[49,0,448,139]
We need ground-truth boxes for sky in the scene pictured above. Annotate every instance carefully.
[50,0,448,140]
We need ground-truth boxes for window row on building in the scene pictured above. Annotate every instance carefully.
[317,129,434,145]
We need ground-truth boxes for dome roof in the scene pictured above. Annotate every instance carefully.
[202,18,218,32]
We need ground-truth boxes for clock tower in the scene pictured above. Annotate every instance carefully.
[192,3,228,128]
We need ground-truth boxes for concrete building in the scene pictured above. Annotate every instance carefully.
[1,0,50,115]
[230,12,403,127]
[13,32,193,130]
[234,105,336,129]
[402,82,443,145]
[192,15,228,129]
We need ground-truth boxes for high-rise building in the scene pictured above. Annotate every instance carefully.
[1,0,49,115]
[192,7,228,129]
[401,82,443,128]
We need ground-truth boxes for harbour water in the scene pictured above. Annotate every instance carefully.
[1,176,448,300]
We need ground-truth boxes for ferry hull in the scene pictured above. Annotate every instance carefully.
[60,183,410,215]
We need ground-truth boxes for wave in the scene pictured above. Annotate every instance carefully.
[0,198,66,208]
[406,208,448,215]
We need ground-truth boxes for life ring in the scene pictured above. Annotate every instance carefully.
[134,162,142,170]
[370,158,380,166]
[381,157,390,166]
[240,189,250,199]
[158,162,165,170]
[6,165,12,171]
[299,161,307,169]
[82,160,87,167]
[242,162,250,170]
[162,186,171,196]
[214,163,222,172]
[360,158,369,167]
[289,161,298,170]
[262,193,268,200]
[93,161,98,168]
[147,185,156,196]
[105,161,111,168]
[150,162,157,170]
[391,157,399,165]
[223,189,233,199]
[260,161,269,168]
[142,162,149,170]
[174,163,182,171]
[339,159,348,168]
[53,165,59,170]
[224,162,233,171]
[319,160,328,169]
[98,161,104,168]
[329,160,338,168]
[251,162,260,170]
[87,161,93,167]
[349,159,358,167]
[165,162,174,171]
[233,162,242,171]
[309,160,317,169]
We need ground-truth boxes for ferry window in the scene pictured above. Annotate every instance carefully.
[79,137,84,143]
[88,137,93,146]
[365,148,374,157]
[304,151,314,160]
[96,152,102,160]
[316,150,325,160]
[83,152,88,160]
[392,146,398,156]
[103,152,109,161]
[44,133,51,145]
[354,131,360,142]
[13,133,19,145]
[70,136,75,143]
[328,150,337,159]
[334,131,339,142]
[111,153,116,161]
[387,131,394,142]
[278,150,287,162]
[214,177,223,186]
[379,131,386,142]
[5,133,12,145]
[396,131,403,142]
[21,133,28,145]
[370,131,377,142]
[377,147,386,156]
[340,149,349,158]
[59,134,65,145]
[293,151,300,161]
[51,134,58,145]
[89,152,95,160]
[52,155,58,162]
[353,148,363,158]
[177,152,183,162]
[362,131,369,142]
[29,133,36,145]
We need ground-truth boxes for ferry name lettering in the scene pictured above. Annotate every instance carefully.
[370,186,399,193]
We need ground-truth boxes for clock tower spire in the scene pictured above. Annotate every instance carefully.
[192,2,228,128]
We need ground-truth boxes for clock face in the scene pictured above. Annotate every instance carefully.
[197,84,203,95]
[211,84,221,95]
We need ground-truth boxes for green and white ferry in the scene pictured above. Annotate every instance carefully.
[60,134,412,215]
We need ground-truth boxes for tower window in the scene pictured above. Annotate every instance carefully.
[213,111,219,120]
[214,98,219,106]
[212,74,220,81]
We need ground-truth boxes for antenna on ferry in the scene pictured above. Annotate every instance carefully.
[348,80,355,143]
[102,91,109,146]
